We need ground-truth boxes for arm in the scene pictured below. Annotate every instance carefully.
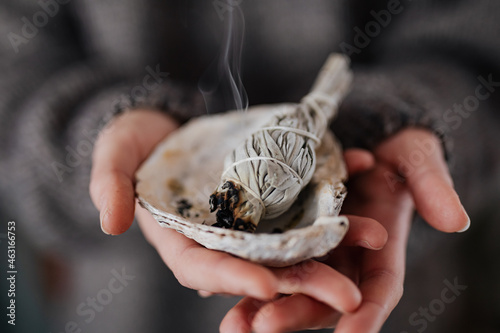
[0,1,205,251]
[336,0,500,199]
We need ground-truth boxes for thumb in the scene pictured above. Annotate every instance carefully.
[89,110,178,235]
[376,129,470,233]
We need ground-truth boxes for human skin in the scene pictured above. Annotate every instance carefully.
[89,109,469,333]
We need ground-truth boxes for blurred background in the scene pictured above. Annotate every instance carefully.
[1,0,500,332]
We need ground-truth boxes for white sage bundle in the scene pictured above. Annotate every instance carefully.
[209,54,353,232]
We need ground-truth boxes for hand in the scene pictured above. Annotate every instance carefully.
[90,109,179,235]
[220,128,469,333]
[90,109,275,298]
[89,109,387,313]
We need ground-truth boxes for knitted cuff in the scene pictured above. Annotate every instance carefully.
[107,78,209,128]
[332,69,453,163]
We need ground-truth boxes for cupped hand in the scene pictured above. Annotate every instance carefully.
[89,109,387,313]
[220,128,469,333]
[90,109,275,298]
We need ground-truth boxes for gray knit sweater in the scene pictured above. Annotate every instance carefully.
[2,0,499,250]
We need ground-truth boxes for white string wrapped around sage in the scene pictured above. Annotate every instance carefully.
[209,54,353,232]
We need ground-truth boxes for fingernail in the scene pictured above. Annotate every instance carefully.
[355,240,383,250]
[100,207,111,235]
[198,290,213,298]
[457,215,471,233]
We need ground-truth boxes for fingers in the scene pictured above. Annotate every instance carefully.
[220,298,264,333]
[335,301,393,333]
[218,215,387,332]
[334,251,405,333]
[89,110,178,235]
[218,216,386,332]
[221,295,341,333]
[92,171,136,235]
[135,204,279,299]
[409,166,470,232]
[344,148,375,176]
[335,170,414,333]
[341,215,388,250]
[218,258,362,332]
[376,128,470,233]
[221,257,366,332]
[271,260,361,313]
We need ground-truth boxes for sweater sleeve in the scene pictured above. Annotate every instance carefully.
[333,0,500,211]
[0,1,207,251]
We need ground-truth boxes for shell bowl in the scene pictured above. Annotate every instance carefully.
[135,105,349,267]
